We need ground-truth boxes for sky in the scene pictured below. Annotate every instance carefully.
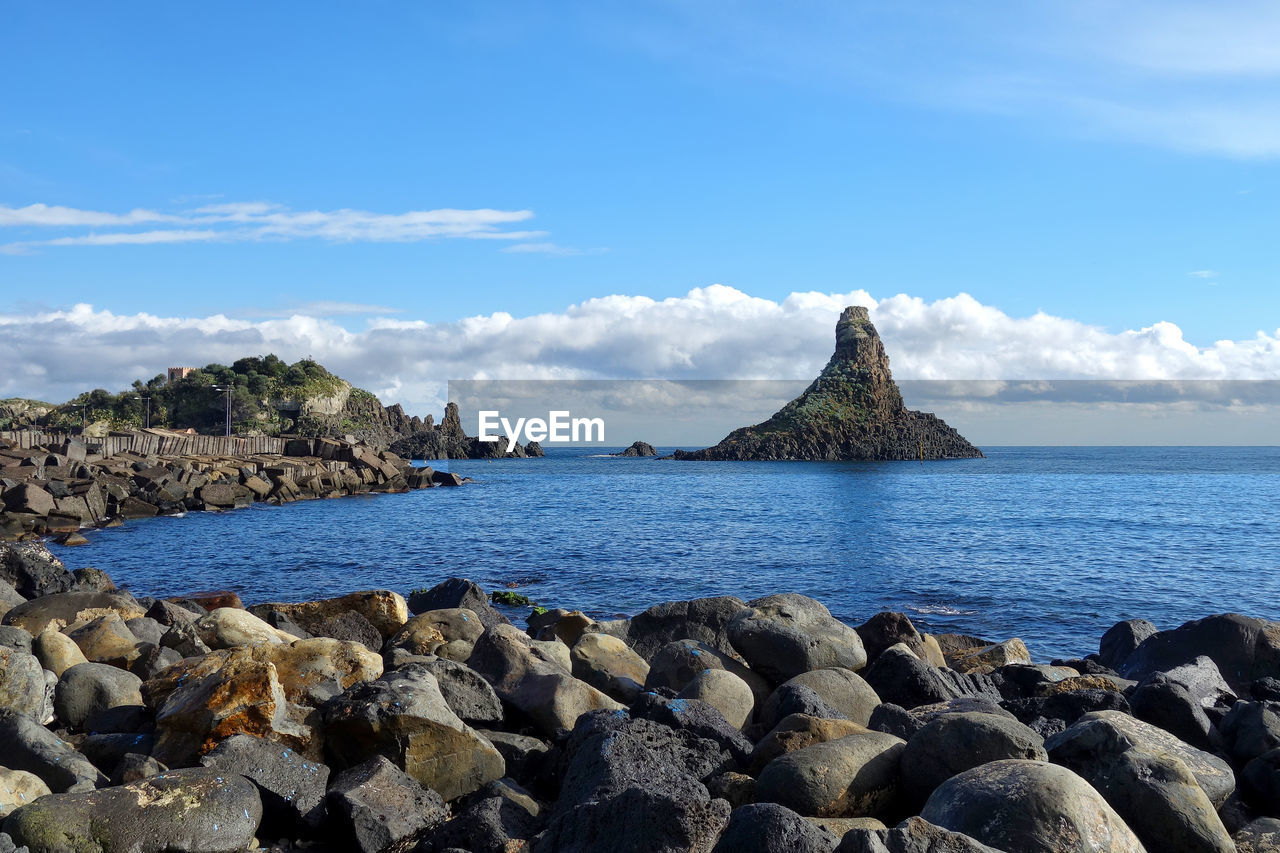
[2,2,1279,423]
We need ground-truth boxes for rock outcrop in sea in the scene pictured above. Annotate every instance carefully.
[614,441,658,457]
[0,541,1273,852]
[674,307,983,461]
[389,403,544,460]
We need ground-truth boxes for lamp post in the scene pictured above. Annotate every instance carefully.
[130,394,151,429]
[211,385,232,436]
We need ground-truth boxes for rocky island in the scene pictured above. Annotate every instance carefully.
[674,307,983,461]
[613,441,658,457]
[0,541,1276,852]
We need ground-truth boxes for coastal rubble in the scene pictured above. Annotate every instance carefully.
[0,430,460,544]
[0,544,1278,850]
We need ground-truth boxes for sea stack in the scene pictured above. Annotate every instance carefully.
[673,306,983,461]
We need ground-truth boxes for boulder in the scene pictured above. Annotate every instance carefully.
[408,578,510,631]
[424,791,542,853]
[836,816,1007,853]
[679,669,755,730]
[53,662,143,730]
[1222,701,1280,764]
[326,756,449,852]
[0,542,75,599]
[0,626,30,654]
[201,733,330,836]
[1243,748,1280,815]
[1119,613,1280,695]
[195,607,299,649]
[65,613,140,666]
[1050,710,1237,808]
[0,648,49,721]
[1099,619,1159,670]
[477,729,551,781]
[760,669,880,731]
[2,590,145,636]
[469,623,622,736]
[0,709,107,792]
[306,610,382,652]
[728,594,867,682]
[1049,713,1233,852]
[390,608,483,661]
[572,632,650,703]
[1160,656,1239,708]
[0,581,23,622]
[414,656,504,725]
[1129,675,1216,750]
[863,646,999,710]
[0,768,49,819]
[623,596,749,661]
[1002,688,1131,738]
[322,663,505,801]
[856,612,932,667]
[749,714,871,776]
[646,639,771,707]
[247,590,409,640]
[921,760,1145,853]
[1235,817,1280,853]
[755,730,906,818]
[145,639,381,765]
[711,802,839,853]
[950,639,1030,674]
[2,767,262,853]
[900,712,1046,804]
[630,691,754,766]
[533,783,730,853]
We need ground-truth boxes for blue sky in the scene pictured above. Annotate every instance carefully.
[2,2,1279,409]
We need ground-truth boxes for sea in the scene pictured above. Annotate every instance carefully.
[47,446,1280,661]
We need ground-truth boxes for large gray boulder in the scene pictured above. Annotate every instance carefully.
[756,730,905,818]
[326,755,447,853]
[711,802,839,853]
[728,594,866,683]
[623,596,748,661]
[2,767,262,853]
[201,733,330,836]
[0,543,75,600]
[900,711,1046,804]
[0,709,106,792]
[921,760,1146,853]
[469,623,621,736]
[53,662,143,731]
[1049,713,1233,852]
[1120,613,1280,695]
[0,648,49,723]
[407,578,509,631]
[322,663,504,801]
[645,639,770,707]
[1055,710,1236,808]
[760,668,880,731]
[1099,619,1158,671]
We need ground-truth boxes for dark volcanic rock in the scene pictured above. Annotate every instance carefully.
[711,802,839,853]
[623,596,748,661]
[0,709,107,792]
[0,542,75,599]
[672,307,982,461]
[1119,613,1280,695]
[326,755,448,853]
[408,577,510,630]
[201,733,330,836]
[614,441,657,457]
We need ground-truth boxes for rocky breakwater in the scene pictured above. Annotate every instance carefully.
[0,431,465,543]
[674,306,983,461]
[390,403,545,461]
[0,549,1277,852]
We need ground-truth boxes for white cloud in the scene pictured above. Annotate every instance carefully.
[1188,270,1219,279]
[2,287,1278,417]
[0,201,543,253]
[501,242,608,256]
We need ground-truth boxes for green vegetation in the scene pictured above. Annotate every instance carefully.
[491,590,537,607]
[32,355,355,436]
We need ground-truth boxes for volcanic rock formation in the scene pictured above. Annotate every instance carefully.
[673,307,983,461]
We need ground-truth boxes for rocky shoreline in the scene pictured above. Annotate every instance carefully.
[0,430,463,543]
[0,544,1276,852]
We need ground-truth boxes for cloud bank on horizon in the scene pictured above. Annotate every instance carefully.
[3,285,1278,415]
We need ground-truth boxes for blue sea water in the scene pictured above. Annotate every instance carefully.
[47,447,1280,660]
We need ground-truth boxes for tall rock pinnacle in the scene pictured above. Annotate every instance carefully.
[673,306,983,461]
